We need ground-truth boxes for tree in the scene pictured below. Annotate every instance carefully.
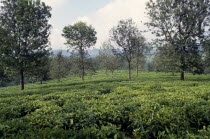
[0,28,17,86]
[146,0,210,80]
[110,19,143,80]
[203,39,210,73]
[152,44,179,73]
[134,34,149,77]
[29,55,51,84]
[0,0,51,90]
[50,51,67,82]
[98,41,119,75]
[0,65,10,87]
[62,21,97,80]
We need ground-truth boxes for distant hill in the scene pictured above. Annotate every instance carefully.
[51,49,100,57]
[51,49,155,60]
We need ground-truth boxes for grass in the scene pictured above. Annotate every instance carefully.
[0,71,210,138]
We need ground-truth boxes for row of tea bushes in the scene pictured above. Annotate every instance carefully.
[0,72,210,138]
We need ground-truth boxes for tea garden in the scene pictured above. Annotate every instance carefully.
[0,71,210,138]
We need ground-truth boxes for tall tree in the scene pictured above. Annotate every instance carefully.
[146,0,210,80]
[110,19,143,80]
[62,21,97,80]
[0,0,51,90]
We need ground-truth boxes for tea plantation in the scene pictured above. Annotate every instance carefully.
[0,71,210,138]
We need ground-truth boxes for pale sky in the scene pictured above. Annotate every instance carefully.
[42,0,151,50]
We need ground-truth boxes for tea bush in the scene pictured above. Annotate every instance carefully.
[0,71,210,138]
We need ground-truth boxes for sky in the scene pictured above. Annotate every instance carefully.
[42,0,151,50]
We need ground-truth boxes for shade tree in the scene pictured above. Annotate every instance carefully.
[0,0,51,90]
[110,19,147,80]
[146,0,210,80]
[62,21,97,80]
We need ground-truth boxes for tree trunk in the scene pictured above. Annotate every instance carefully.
[20,70,24,90]
[136,65,139,77]
[80,48,85,81]
[81,55,85,81]
[136,58,139,77]
[105,69,108,75]
[180,54,185,80]
[181,71,184,80]
[128,62,131,80]
[82,63,85,81]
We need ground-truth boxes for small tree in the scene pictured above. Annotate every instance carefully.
[110,19,143,80]
[134,34,149,77]
[50,51,67,82]
[62,21,97,80]
[0,0,51,90]
[99,41,119,75]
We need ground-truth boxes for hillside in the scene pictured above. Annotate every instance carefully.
[0,71,210,138]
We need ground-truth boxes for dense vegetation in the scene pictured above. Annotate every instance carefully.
[0,71,210,138]
[0,0,209,138]
[0,0,209,89]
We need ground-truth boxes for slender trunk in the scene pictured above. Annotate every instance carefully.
[128,61,131,80]
[180,53,185,80]
[81,55,85,81]
[105,69,108,75]
[136,65,139,77]
[20,70,24,90]
[82,62,85,80]
[79,48,85,81]
[136,58,139,77]
[181,71,184,80]
[58,59,61,82]
[79,45,85,81]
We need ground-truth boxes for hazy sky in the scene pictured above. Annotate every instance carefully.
[42,0,150,50]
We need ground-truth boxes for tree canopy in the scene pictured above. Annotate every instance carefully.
[62,21,97,80]
[0,0,52,90]
[146,0,210,80]
[110,19,147,80]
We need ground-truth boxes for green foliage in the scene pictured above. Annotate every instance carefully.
[98,41,119,74]
[50,51,68,81]
[152,44,180,73]
[110,19,147,80]
[0,66,10,87]
[146,0,210,80]
[0,71,210,138]
[62,21,97,80]
[62,21,97,49]
[203,39,210,73]
[0,0,52,90]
